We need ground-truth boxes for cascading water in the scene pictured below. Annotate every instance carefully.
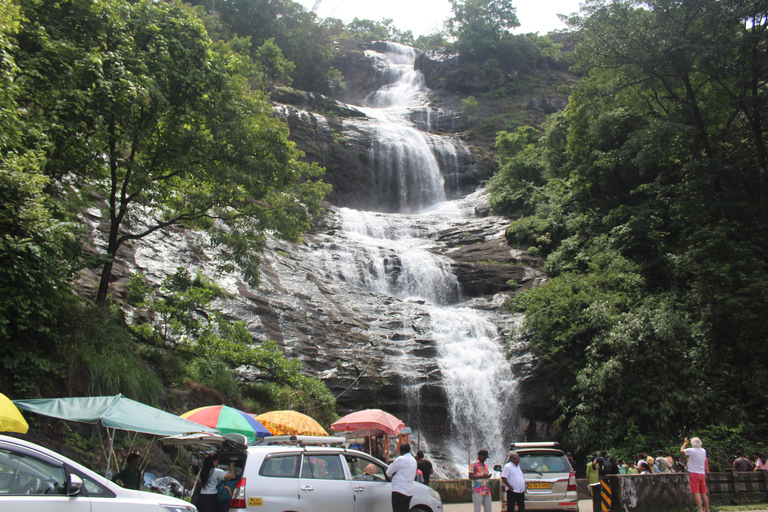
[322,42,522,475]
[125,41,536,479]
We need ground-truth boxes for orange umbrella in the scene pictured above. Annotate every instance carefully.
[254,410,328,436]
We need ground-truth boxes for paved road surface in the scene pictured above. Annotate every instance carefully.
[441,502,768,512]
[441,499,592,511]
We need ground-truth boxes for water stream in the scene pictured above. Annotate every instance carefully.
[127,41,529,478]
[325,42,521,476]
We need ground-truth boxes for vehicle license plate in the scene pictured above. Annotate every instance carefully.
[249,497,263,506]
[527,482,552,490]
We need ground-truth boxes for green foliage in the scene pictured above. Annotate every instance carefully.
[255,37,295,90]
[494,0,768,454]
[342,18,414,45]
[12,0,330,303]
[449,0,519,59]
[61,303,165,406]
[126,269,336,417]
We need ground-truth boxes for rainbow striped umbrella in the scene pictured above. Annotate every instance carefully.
[181,405,271,439]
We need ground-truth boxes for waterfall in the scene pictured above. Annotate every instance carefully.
[330,42,520,475]
[127,41,529,479]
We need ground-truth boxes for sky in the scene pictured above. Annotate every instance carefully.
[294,0,584,37]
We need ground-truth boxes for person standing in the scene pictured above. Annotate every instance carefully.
[681,437,710,512]
[501,451,526,512]
[469,449,492,512]
[112,453,142,489]
[733,451,752,471]
[656,450,673,473]
[566,452,577,472]
[195,453,236,512]
[756,453,768,471]
[386,443,417,512]
[415,451,433,486]
[586,456,599,485]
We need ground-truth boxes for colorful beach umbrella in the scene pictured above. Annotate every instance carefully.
[330,409,405,436]
[0,393,28,433]
[254,410,328,437]
[181,405,271,439]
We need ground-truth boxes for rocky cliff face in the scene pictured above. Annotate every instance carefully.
[80,41,561,476]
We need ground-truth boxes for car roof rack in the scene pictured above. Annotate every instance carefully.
[255,435,347,447]
[509,442,560,449]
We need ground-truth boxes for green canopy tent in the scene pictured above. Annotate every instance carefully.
[14,394,218,477]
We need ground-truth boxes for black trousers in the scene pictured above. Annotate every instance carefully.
[391,491,412,512]
[507,490,525,511]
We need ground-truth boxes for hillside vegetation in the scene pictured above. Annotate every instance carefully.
[488,0,768,454]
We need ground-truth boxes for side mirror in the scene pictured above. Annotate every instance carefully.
[493,465,502,472]
[68,474,83,496]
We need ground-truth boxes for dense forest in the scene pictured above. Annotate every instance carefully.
[1,0,765,461]
[488,0,768,456]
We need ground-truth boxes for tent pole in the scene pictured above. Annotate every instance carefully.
[105,427,116,479]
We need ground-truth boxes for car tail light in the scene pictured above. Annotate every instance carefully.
[230,478,247,509]
[567,470,577,491]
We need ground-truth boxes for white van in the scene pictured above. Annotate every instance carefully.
[0,434,196,512]
[166,434,443,512]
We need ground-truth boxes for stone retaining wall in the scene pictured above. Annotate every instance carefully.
[589,472,768,511]
[430,479,501,503]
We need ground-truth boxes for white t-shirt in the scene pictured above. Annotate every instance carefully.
[386,452,417,496]
[685,447,707,474]
[501,461,526,493]
[199,467,227,494]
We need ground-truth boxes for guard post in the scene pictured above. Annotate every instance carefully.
[599,477,612,511]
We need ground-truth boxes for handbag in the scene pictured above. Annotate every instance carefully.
[190,481,201,506]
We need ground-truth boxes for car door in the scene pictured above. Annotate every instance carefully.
[343,453,390,512]
[251,452,302,511]
[0,445,91,512]
[298,453,354,512]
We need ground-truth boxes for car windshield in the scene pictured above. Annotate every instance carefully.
[518,453,568,474]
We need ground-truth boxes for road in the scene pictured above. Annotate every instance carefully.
[442,499,592,511]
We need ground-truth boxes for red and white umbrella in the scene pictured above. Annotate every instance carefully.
[330,409,405,436]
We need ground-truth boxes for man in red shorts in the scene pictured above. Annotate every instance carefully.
[681,437,710,512]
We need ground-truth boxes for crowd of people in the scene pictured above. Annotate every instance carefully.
[584,446,768,482]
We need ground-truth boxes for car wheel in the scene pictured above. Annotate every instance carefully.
[409,507,429,512]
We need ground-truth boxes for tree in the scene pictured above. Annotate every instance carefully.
[494,0,768,450]
[14,0,330,305]
[449,0,519,58]
[255,37,296,90]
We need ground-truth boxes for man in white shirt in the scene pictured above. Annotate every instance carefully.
[681,437,710,512]
[501,451,526,512]
[386,443,417,512]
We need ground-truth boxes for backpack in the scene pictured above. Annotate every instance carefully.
[656,457,669,473]
[217,479,237,504]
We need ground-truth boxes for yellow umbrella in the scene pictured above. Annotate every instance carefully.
[0,393,28,433]
[254,410,328,436]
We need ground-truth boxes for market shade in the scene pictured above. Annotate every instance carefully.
[13,394,217,436]
[330,409,405,436]
[181,405,271,439]
[254,410,328,437]
[0,393,28,433]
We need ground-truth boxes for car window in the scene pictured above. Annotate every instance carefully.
[518,454,568,474]
[301,454,345,480]
[0,447,67,495]
[260,454,300,478]
[344,454,386,482]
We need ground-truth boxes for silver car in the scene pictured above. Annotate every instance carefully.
[175,434,442,512]
[0,434,196,512]
[499,442,578,512]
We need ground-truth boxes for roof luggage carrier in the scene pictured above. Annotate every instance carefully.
[256,435,347,447]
